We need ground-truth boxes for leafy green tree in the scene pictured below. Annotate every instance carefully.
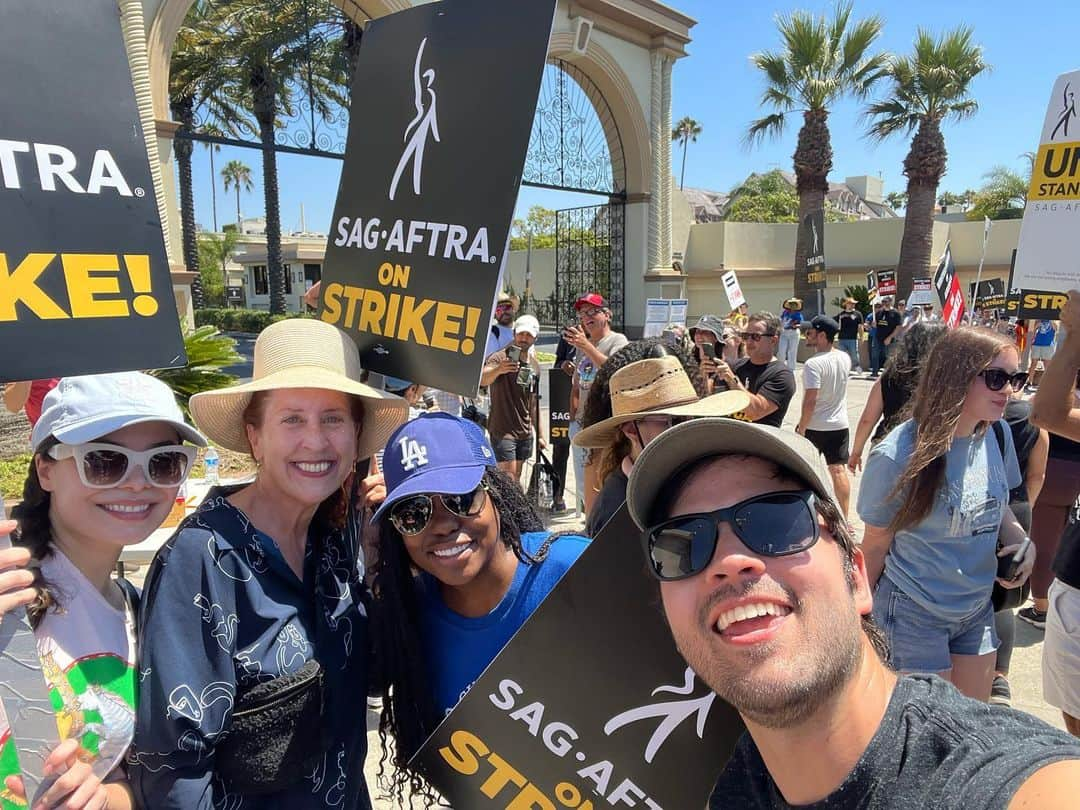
[884,190,907,211]
[150,326,241,418]
[747,2,887,304]
[197,230,240,307]
[968,164,1028,220]
[510,206,557,250]
[865,26,988,297]
[831,284,872,316]
[221,160,254,231]
[724,170,859,223]
[672,117,703,190]
[937,190,970,208]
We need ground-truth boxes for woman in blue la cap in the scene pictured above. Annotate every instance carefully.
[0,371,205,809]
[369,412,589,803]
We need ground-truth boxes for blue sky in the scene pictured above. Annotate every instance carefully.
[187,0,1080,234]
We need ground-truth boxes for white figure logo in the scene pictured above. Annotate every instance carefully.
[398,436,429,471]
[389,37,441,201]
[811,218,820,256]
[602,667,716,763]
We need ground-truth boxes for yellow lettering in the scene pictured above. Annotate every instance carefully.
[342,285,366,330]
[0,252,67,321]
[357,289,386,335]
[377,262,395,286]
[430,301,464,352]
[396,296,433,345]
[506,783,556,810]
[480,752,528,799]
[438,730,489,776]
[321,282,344,324]
[61,254,127,318]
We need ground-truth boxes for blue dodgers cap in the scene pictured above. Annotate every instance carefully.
[372,412,496,524]
[31,372,207,453]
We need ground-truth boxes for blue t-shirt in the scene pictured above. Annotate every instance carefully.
[781,310,803,330]
[1033,320,1056,346]
[858,419,1022,623]
[419,531,589,716]
[865,312,877,338]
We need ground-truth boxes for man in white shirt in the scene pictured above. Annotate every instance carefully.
[796,315,852,515]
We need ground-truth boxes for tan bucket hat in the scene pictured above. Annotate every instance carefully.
[189,319,409,459]
[571,356,750,448]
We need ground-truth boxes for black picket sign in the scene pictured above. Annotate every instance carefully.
[799,209,826,291]
[319,0,556,397]
[548,368,572,444]
[0,0,185,381]
[413,506,744,808]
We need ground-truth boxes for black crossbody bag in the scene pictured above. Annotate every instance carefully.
[989,421,1031,613]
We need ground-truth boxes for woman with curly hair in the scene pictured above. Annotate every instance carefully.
[858,327,1036,700]
[848,322,947,472]
[370,413,588,803]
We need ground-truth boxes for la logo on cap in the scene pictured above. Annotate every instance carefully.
[398,435,429,471]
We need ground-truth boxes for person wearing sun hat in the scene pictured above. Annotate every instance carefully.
[779,297,804,371]
[130,318,408,809]
[367,412,589,804]
[573,354,749,535]
[0,372,205,809]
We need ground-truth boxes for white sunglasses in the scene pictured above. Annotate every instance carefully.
[48,443,196,489]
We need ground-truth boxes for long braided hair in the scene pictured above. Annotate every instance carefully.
[887,327,1016,532]
[11,438,60,629]
[371,466,545,803]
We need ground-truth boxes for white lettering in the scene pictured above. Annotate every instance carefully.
[464,227,489,262]
[406,220,427,253]
[0,139,31,188]
[386,220,405,253]
[364,218,381,249]
[489,678,523,711]
[577,759,614,795]
[86,150,133,196]
[541,722,578,758]
[335,217,351,247]
[508,701,545,736]
[445,225,468,260]
[34,143,84,193]
[426,221,448,256]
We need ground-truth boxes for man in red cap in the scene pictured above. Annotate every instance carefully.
[563,293,628,512]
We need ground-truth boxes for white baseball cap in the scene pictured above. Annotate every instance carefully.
[32,372,207,453]
[514,315,540,337]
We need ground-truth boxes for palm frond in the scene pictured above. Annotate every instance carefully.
[744,113,787,148]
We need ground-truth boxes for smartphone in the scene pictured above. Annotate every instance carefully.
[700,342,716,361]
[506,345,521,364]
[997,537,1032,581]
[661,329,679,347]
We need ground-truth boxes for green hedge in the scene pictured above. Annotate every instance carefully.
[195,308,313,334]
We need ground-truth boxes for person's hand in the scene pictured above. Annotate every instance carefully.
[795,424,806,436]
[538,436,547,451]
[496,356,519,377]
[0,523,35,619]
[996,540,1036,588]
[358,472,386,513]
[9,737,109,809]
[699,356,719,378]
[560,360,576,377]
[1060,289,1080,334]
[563,325,589,349]
[847,450,863,474]
[714,359,736,382]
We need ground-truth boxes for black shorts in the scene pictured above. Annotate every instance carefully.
[494,436,533,462]
[804,428,849,465]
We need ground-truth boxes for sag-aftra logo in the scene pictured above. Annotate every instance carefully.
[0,140,141,197]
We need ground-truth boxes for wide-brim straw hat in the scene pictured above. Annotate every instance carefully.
[572,356,750,448]
[784,297,803,310]
[189,319,409,459]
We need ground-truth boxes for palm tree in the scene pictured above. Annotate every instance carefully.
[671,117,702,190]
[221,160,255,232]
[746,2,888,306]
[865,27,988,297]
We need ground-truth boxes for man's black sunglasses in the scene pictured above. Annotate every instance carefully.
[978,369,1028,392]
[642,490,819,581]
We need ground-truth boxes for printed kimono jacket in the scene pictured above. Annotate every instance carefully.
[128,489,372,809]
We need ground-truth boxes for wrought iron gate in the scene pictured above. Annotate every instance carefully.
[549,203,625,329]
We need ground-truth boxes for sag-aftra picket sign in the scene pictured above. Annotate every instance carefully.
[0,0,186,381]
[318,0,556,397]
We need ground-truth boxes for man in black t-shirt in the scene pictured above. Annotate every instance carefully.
[626,420,1080,809]
[873,297,903,373]
[711,312,795,428]
[835,298,863,372]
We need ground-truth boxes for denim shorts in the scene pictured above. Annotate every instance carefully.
[493,436,533,462]
[873,575,999,674]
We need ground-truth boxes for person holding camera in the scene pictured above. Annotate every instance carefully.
[480,314,544,484]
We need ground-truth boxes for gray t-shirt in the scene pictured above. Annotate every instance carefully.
[802,349,851,430]
[572,330,628,423]
[857,420,1022,622]
[709,674,1079,809]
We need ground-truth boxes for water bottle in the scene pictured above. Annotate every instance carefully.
[204,446,220,485]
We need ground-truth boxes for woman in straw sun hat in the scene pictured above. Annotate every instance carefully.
[574,351,749,535]
[129,319,408,809]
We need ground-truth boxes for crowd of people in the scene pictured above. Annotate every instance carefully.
[0,285,1078,808]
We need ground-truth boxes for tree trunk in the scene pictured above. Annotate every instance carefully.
[253,66,287,315]
[792,109,832,315]
[896,116,947,300]
[171,96,203,310]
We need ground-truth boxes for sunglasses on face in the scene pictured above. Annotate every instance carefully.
[389,485,488,536]
[580,307,605,318]
[978,368,1028,392]
[739,332,775,341]
[48,443,196,489]
[642,490,819,581]
[632,415,691,433]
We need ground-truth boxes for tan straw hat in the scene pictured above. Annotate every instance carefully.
[189,319,409,459]
[571,356,750,448]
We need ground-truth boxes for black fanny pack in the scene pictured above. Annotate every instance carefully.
[215,658,329,794]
